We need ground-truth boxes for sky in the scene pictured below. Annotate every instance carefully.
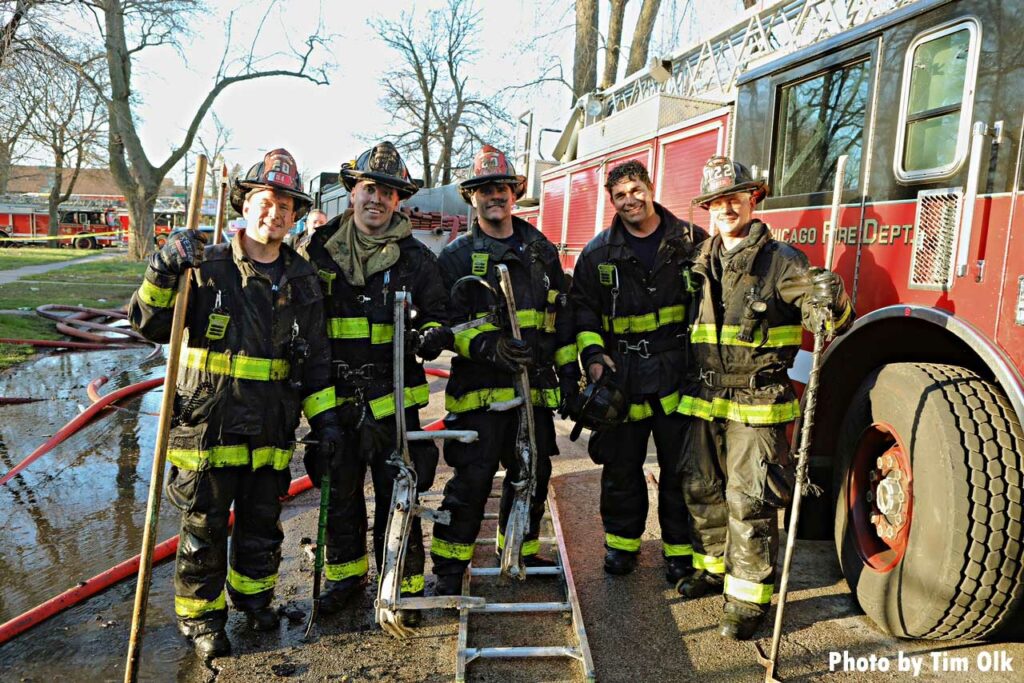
[55,0,751,188]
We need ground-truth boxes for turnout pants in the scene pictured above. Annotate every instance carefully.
[680,417,791,609]
[326,408,438,595]
[167,461,291,637]
[431,407,557,576]
[589,400,692,561]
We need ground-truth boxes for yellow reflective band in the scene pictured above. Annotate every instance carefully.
[547,289,559,304]
[663,542,693,558]
[693,553,725,574]
[576,331,604,350]
[368,383,431,420]
[677,395,801,425]
[420,321,442,330]
[829,301,853,334]
[227,567,278,595]
[499,529,542,558]
[445,387,560,413]
[432,538,475,561]
[138,278,176,308]
[659,392,680,414]
[724,574,774,604]
[455,325,484,358]
[605,533,641,552]
[303,386,336,419]
[183,348,289,381]
[326,318,396,344]
[554,343,578,367]
[628,401,653,421]
[168,445,292,471]
[325,555,369,581]
[335,395,357,407]
[401,574,425,595]
[174,590,226,618]
[601,305,685,334]
[690,323,802,348]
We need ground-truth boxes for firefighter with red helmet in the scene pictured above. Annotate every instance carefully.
[568,159,707,582]
[429,145,580,594]
[129,149,339,661]
[675,155,854,640]
[299,141,450,626]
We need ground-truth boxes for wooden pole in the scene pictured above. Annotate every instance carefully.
[124,154,208,683]
[213,162,229,244]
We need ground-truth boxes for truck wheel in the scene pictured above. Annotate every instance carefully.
[0,230,9,248]
[74,236,96,250]
[834,362,1024,640]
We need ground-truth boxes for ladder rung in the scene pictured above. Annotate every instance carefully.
[482,512,551,520]
[470,566,561,577]
[470,601,570,613]
[464,646,582,660]
[476,536,556,546]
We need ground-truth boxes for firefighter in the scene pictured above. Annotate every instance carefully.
[569,160,707,582]
[675,155,854,640]
[129,149,339,661]
[430,145,580,594]
[287,208,328,251]
[299,141,450,627]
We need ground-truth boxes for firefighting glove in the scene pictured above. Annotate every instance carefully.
[474,335,534,373]
[304,413,344,487]
[808,267,843,309]
[558,364,583,420]
[417,325,454,361]
[155,229,207,277]
[357,413,394,464]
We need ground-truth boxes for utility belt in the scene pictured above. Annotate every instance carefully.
[332,360,391,384]
[695,367,789,390]
[614,334,684,359]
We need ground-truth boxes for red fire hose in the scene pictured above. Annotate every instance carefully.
[424,367,450,378]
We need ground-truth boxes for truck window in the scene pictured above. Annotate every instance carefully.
[774,59,870,196]
[895,20,979,181]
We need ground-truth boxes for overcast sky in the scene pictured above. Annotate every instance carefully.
[121,0,748,187]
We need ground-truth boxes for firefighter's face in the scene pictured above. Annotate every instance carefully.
[306,211,328,231]
[242,189,295,245]
[708,192,755,237]
[470,183,515,223]
[609,178,655,227]
[352,181,400,233]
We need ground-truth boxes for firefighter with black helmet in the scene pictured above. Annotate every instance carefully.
[130,149,339,661]
[675,155,854,640]
[430,145,580,594]
[568,159,707,582]
[299,141,449,627]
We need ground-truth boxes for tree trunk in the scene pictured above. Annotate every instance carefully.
[47,154,62,245]
[0,140,11,194]
[126,188,157,260]
[625,0,662,77]
[574,0,599,100]
[742,0,759,9]
[602,0,629,89]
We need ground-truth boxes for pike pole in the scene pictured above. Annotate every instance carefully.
[756,154,847,683]
[124,154,208,682]
[303,468,331,639]
[212,161,229,244]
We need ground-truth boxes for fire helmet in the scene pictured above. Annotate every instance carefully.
[567,376,629,442]
[230,148,312,219]
[340,141,418,200]
[458,145,527,203]
[691,155,768,209]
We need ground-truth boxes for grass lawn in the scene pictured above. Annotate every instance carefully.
[0,314,61,371]
[0,247,93,271]
[32,256,148,284]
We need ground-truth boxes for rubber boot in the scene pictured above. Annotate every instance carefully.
[676,569,724,598]
[244,606,279,632]
[318,575,367,615]
[664,556,695,585]
[603,548,638,576]
[398,590,423,627]
[192,630,231,661]
[434,572,463,597]
[718,600,766,641]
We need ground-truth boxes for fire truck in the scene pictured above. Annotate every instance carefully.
[521,0,1024,642]
[0,195,130,248]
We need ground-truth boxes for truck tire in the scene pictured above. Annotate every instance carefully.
[0,230,9,248]
[834,362,1024,640]
[74,236,96,250]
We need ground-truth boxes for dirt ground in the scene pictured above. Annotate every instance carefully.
[2,366,1022,682]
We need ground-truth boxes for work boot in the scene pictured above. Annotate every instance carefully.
[665,556,695,585]
[718,600,766,641]
[398,590,423,628]
[318,575,367,615]
[244,606,279,632]
[676,569,724,598]
[192,630,231,661]
[603,548,637,575]
[434,572,464,597]
[523,554,557,568]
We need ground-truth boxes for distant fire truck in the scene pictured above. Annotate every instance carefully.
[521,0,1024,642]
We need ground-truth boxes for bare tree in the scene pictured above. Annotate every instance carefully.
[197,111,233,196]
[0,0,38,67]
[372,0,508,187]
[0,52,42,192]
[36,0,331,259]
[601,0,629,89]
[25,51,106,242]
[573,0,599,99]
[625,0,662,77]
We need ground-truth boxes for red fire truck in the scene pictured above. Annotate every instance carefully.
[0,196,130,248]
[524,0,1024,642]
